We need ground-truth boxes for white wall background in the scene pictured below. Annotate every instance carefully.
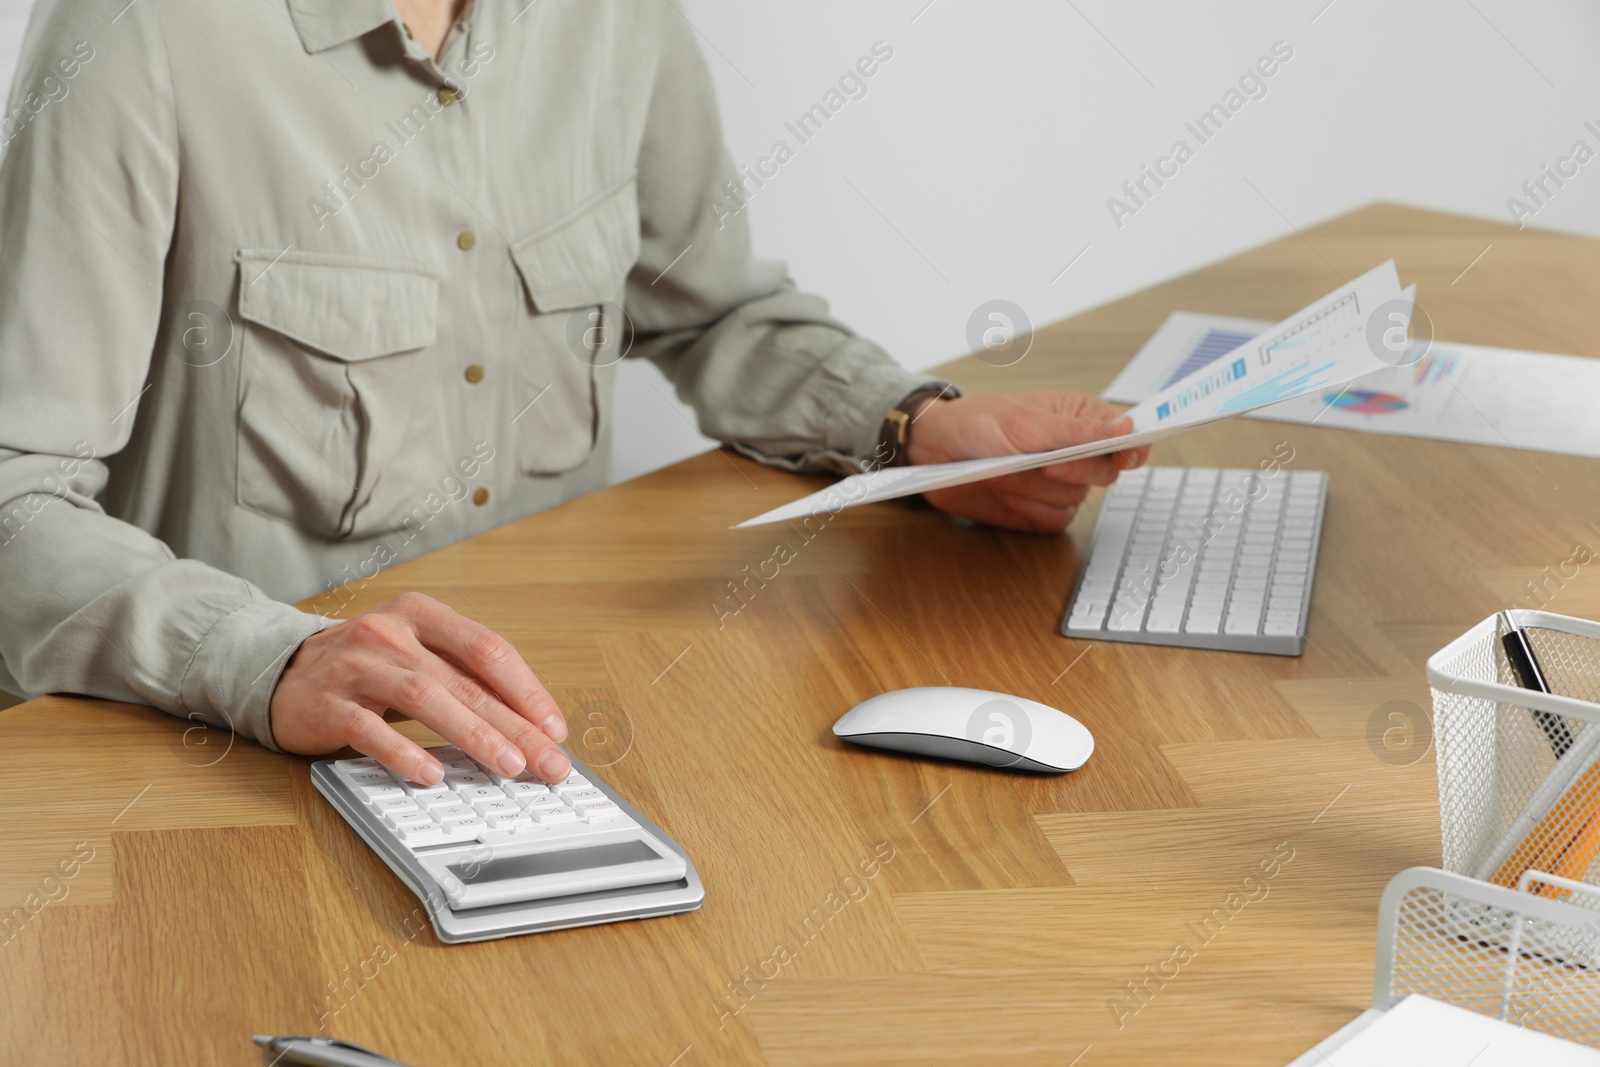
[6,2,1598,483]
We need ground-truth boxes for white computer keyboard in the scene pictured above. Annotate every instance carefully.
[1060,467,1327,655]
[315,745,701,938]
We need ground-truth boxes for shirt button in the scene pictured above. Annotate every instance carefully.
[457,230,476,252]
[438,86,459,106]
[464,364,485,384]
[472,487,490,507]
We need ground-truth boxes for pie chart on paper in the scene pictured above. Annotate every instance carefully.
[1324,389,1409,414]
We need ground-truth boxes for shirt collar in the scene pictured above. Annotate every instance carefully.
[285,0,398,54]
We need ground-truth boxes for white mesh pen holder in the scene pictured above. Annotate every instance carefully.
[1427,610,1600,896]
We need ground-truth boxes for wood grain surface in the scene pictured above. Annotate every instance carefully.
[5,204,1600,1065]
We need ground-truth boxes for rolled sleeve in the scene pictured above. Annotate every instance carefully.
[179,598,333,752]
[624,10,948,474]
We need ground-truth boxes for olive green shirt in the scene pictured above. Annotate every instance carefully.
[0,0,940,748]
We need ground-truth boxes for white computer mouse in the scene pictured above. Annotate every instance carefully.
[831,686,1094,773]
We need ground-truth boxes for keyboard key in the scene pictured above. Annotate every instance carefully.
[1225,611,1262,636]
[1069,601,1107,628]
[1106,607,1146,632]
[1145,612,1184,634]
[1264,616,1301,637]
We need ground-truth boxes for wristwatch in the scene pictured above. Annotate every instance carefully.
[878,384,954,467]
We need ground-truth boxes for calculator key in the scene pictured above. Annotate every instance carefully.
[417,791,465,810]
[360,784,407,802]
[573,800,622,821]
[560,788,608,805]
[442,814,488,834]
[459,785,506,804]
[398,822,445,844]
[372,796,421,816]
[338,757,383,773]
[503,782,549,801]
[552,780,596,797]
[388,810,435,830]
[434,804,477,823]
[401,781,454,799]
[343,768,395,786]
[530,806,579,825]
[441,758,479,774]
[523,794,567,811]
[446,772,491,788]
[474,798,521,817]
[486,811,534,830]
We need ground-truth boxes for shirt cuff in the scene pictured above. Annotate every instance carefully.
[177,598,333,752]
[734,351,957,475]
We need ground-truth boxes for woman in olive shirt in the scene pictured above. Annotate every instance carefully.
[0,0,1145,785]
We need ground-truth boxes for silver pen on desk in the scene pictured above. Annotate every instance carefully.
[253,1034,417,1067]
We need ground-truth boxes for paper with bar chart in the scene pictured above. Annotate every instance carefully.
[736,261,1409,528]
[1106,308,1600,459]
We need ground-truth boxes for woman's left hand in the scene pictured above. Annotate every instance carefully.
[905,392,1150,533]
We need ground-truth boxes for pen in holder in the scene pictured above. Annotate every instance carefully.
[1427,610,1600,900]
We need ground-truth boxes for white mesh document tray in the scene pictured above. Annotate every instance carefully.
[1290,866,1600,1065]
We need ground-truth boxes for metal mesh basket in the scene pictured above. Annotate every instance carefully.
[1427,611,1600,896]
[1292,867,1600,1065]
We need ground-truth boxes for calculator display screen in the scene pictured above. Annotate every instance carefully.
[446,840,662,884]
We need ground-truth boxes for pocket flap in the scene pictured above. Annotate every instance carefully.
[511,172,641,312]
[235,250,439,361]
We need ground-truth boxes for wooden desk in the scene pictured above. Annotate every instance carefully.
[6,204,1600,1065]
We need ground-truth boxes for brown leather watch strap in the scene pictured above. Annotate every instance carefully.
[877,384,954,468]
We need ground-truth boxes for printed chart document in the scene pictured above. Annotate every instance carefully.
[737,261,1411,529]
[1307,994,1600,1066]
[1107,310,1600,459]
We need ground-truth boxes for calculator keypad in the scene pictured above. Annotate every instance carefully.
[331,747,632,850]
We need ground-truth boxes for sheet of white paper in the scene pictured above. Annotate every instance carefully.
[1108,310,1600,459]
[1320,995,1600,1066]
[736,261,1409,529]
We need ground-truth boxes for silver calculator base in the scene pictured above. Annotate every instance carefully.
[311,755,705,944]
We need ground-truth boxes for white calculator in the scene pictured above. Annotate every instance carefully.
[311,746,703,943]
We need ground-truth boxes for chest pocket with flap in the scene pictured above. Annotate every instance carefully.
[508,172,641,476]
[233,250,440,540]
